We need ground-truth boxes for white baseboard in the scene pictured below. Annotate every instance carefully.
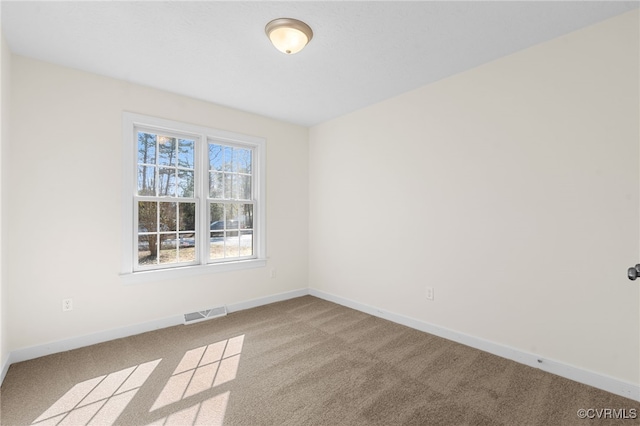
[3,287,638,403]
[309,288,640,402]
[9,314,184,365]
[227,288,308,313]
[3,288,308,383]
[1,352,11,385]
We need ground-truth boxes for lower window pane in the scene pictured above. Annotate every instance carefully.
[210,231,224,260]
[210,203,224,229]
[159,202,177,232]
[178,232,196,262]
[240,204,253,229]
[159,234,178,265]
[178,203,196,231]
[207,202,255,261]
[138,201,157,233]
[177,232,196,248]
[240,230,253,257]
[224,231,240,257]
[138,234,157,265]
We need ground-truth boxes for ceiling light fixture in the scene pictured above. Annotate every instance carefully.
[265,18,313,55]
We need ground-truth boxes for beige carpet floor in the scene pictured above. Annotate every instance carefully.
[1,295,638,425]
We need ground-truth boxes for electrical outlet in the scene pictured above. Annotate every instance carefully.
[270,268,277,279]
[62,298,73,311]
[426,287,434,301]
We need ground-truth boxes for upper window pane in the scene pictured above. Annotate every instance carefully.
[224,147,233,171]
[177,170,195,197]
[137,131,195,198]
[137,132,156,165]
[158,136,177,166]
[178,139,195,168]
[209,172,223,198]
[158,168,176,197]
[234,149,252,174]
[209,144,223,171]
[237,175,251,200]
[137,165,156,196]
[208,142,253,201]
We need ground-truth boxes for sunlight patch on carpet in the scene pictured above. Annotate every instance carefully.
[31,359,161,426]
[150,335,244,412]
[145,391,230,426]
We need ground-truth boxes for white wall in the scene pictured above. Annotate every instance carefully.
[0,27,10,375]
[309,10,639,385]
[7,56,308,351]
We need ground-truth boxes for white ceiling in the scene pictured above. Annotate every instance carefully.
[2,1,638,127]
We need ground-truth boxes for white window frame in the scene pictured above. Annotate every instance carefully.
[120,112,266,284]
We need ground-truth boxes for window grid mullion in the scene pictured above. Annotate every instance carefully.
[155,201,160,266]
[198,136,209,266]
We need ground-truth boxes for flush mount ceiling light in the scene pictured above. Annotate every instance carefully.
[265,18,313,55]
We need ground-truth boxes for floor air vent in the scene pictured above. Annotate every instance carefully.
[183,306,227,325]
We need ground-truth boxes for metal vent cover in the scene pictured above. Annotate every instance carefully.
[183,306,227,325]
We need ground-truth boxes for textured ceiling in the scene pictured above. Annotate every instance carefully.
[2,1,638,126]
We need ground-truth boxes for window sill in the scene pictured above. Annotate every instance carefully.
[120,259,267,285]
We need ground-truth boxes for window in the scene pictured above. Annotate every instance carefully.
[121,113,266,281]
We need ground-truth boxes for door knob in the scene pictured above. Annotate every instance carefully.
[628,264,640,280]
